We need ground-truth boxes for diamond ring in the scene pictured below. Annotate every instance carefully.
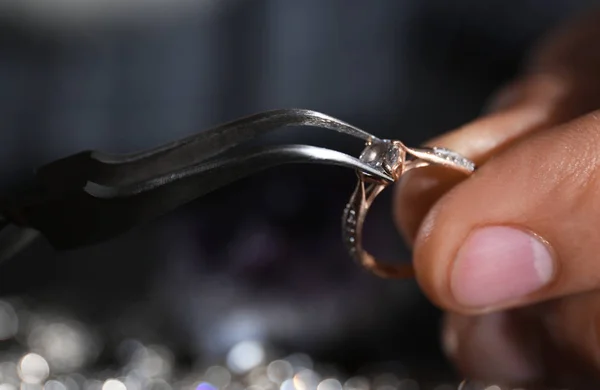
[342,139,476,278]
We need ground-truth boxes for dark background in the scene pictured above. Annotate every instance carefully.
[0,0,596,382]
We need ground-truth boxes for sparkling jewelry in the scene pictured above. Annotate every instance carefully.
[342,139,476,278]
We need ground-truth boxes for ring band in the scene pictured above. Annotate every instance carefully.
[342,139,476,278]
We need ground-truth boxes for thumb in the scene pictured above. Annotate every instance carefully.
[412,109,600,313]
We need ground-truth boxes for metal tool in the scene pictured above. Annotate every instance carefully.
[0,109,391,262]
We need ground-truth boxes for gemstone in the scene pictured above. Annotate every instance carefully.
[385,146,400,167]
[359,140,401,169]
[432,147,476,171]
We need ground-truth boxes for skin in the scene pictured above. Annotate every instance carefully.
[393,8,600,388]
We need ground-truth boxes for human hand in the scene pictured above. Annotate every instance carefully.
[394,9,600,388]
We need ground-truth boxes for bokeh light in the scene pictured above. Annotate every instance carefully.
[343,377,368,390]
[0,384,17,390]
[196,382,217,390]
[84,380,102,390]
[101,380,126,390]
[266,361,293,385]
[18,354,49,384]
[292,370,320,390]
[226,341,265,375]
[203,366,231,389]
[27,318,98,373]
[44,380,67,390]
[316,379,341,390]
[283,355,312,372]
[127,345,173,380]
[279,379,295,390]
[0,286,484,390]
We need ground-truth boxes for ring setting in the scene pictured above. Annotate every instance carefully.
[343,138,476,279]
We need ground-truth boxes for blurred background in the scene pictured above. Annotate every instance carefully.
[0,0,597,388]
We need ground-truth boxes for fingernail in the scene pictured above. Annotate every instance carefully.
[451,226,554,308]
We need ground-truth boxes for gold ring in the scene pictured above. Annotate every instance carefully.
[342,139,476,278]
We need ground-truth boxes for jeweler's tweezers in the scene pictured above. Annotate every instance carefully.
[0,109,390,261]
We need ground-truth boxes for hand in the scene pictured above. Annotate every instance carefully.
[395,9,600,388]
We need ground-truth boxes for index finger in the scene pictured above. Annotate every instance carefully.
[394,8,600,245]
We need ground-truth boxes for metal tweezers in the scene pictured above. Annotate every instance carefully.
[0,109,392,263]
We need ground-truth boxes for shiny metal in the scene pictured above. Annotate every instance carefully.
[88,108,380,185]
[0,109,388,257]
[87,144,393,198]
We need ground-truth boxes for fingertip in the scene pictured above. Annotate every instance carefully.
[442,311,544,384]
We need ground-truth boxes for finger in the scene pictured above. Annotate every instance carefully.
[412,109,600,314]
[442,307,600,387]
[395,9,600,244]
[537,290,600,383]
[395,84,561,245]
[441,311,545,385]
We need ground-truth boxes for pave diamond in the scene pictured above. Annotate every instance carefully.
[359,140,401,170]
[342,203,359,256]
[431,147,475,172]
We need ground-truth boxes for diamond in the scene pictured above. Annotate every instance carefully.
[359,140,401,170]
[385,146,400,167]
[432,147,475,171]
